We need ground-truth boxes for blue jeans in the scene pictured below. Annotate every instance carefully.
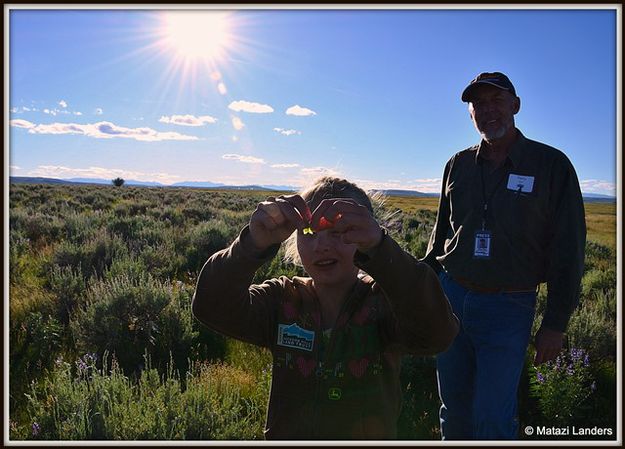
[436,271,536,440]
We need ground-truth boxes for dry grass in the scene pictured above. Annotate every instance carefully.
[384,196,615,249]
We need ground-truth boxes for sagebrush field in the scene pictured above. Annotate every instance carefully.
[8,183,617,440]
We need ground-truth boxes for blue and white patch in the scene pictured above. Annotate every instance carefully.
[277,323,315,352]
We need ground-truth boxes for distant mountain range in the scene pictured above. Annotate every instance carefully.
[9,176,298,192]
[9,176,616,201]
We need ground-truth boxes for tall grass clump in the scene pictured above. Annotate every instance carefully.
[21,354,266,440]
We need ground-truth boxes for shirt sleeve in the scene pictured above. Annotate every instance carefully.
[354,232,459,355]
[541,154,587,332]
[421,157,453,273]
[191,226,282,348]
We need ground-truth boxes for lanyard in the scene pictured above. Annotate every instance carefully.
[480,162,508,230]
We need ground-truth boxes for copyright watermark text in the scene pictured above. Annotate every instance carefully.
[524,425,613,437]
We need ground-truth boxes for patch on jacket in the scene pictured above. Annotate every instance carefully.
[277,323,315,352]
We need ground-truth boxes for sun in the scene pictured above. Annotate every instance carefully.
[162,11,231,61]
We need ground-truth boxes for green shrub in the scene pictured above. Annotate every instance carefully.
[183,221,233,275]
[52,232,128,279]
[139,241,184,281]
[70,275,224,376]
[47,265,86,325]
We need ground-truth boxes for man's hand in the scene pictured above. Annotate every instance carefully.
[533,326,564,366]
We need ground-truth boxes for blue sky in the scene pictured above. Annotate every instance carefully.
[7,6,619,195]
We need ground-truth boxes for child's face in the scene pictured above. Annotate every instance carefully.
[296,228,360,288]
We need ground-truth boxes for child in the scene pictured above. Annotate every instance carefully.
[192,177,458,440]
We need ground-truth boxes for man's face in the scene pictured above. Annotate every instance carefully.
[468,84,520,142]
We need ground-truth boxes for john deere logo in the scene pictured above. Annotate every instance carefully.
[328,387,342,401]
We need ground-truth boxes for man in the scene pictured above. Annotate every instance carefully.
[422,72,586,440]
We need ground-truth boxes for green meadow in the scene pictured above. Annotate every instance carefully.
[8,183,617,440]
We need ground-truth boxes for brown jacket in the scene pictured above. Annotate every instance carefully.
[193,227,458,440]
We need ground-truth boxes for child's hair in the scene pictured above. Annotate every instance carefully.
[283,176,376,266]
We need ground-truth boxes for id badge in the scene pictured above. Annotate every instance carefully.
[473,230,492,259]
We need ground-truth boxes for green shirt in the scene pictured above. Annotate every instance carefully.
[423,130,586,332]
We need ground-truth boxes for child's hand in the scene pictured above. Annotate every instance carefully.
[309,198,383,252]
[249,195,311,252]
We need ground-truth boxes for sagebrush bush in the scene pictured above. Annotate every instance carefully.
[70,274,173,374]
[47,265,86,325]
[183,220,233,275]
[52,232,128,279]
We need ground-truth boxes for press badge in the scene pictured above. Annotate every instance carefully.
[507,174,534,193]
[473,230,492,258]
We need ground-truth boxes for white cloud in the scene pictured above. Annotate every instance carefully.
[286,105,317,116]
[43,108,57,116]
[10,119,36,129]
[231,116,245,131]
[271,163,301,169]
[273,127,301,136]
[228,100,274,114]
[159,114,217,127]
[352,178,443,193]
[74,111,83,116]
[580,179,616,196]
[58,100,68,108]
[10,165,21,171]
[12,120,198,142]
[11,106,36,113]
[222,154,265,164]
[300,166,341,178]
[27,165,182,185]
[217,82,227,95]
[94,108,103,115]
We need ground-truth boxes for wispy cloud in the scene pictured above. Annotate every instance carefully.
[580,179,616,196]
[11,106,39,114]
[271,163,301,169]
[228,100,274,114]
[58,100,68,108]
[300,167,341,178]
[159,114,217,127]
[273,127,301,136]
[27,165,183,184]
[10,119,36,129]
[222,154,266,164]
[354,178,442,193]
[10,119,198,142]
[10,165,21,171]
[231,116,245,131]
[286,105,317,116]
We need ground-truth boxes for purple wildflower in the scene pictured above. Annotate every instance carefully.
[536,372,546,383]
[566,364,574,376]
[583,353,590,367]
[554,356,562,371]
[31,422,41,437]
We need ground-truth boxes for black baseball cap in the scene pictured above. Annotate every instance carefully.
[461,72,517,102]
